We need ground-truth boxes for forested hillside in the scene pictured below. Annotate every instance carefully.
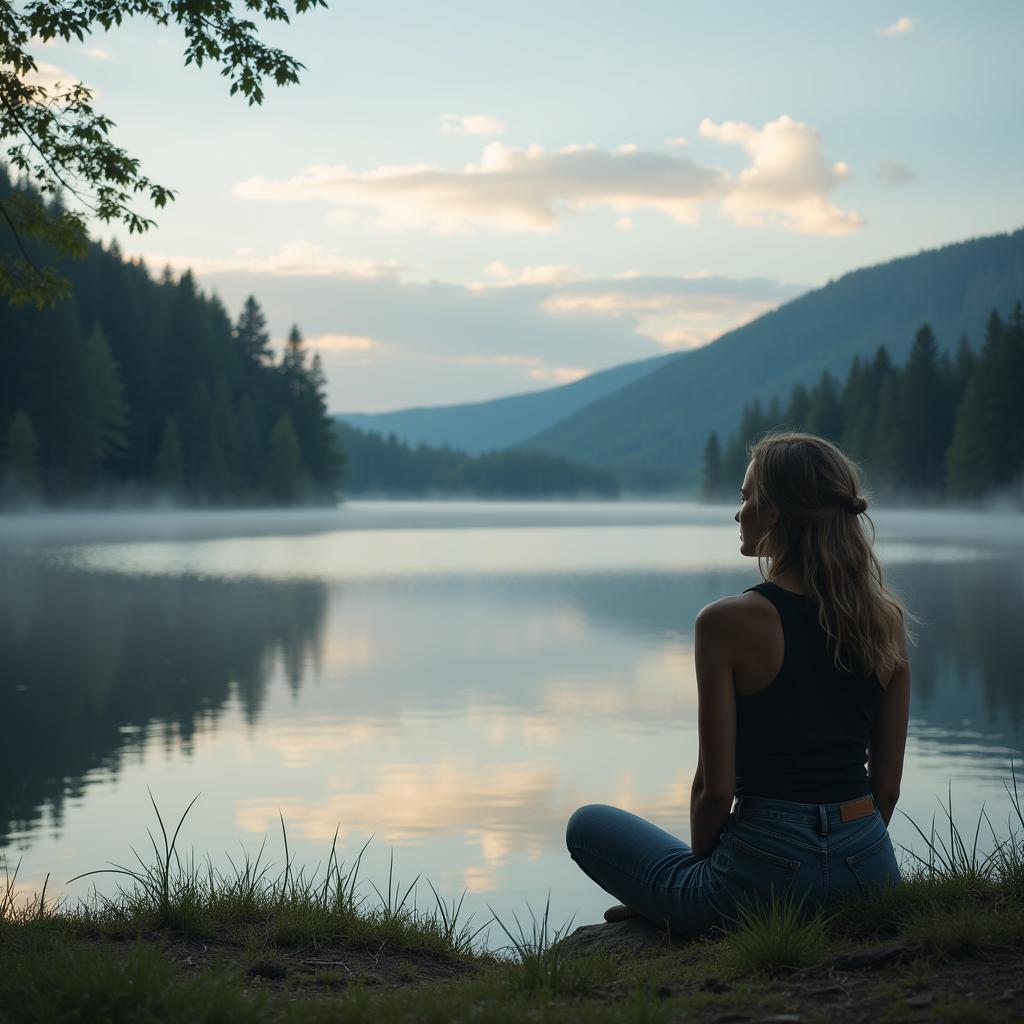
[703,306,1024,504]
[0,173,344,506]
[335,422,619,497]
[520,228,1024,487]
[339,350,681,454]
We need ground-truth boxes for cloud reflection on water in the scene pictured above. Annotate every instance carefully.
[1,506,1022,920]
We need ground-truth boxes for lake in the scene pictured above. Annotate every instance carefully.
[2,501,1022,942]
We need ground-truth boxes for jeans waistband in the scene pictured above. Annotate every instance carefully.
[733,793,877,833]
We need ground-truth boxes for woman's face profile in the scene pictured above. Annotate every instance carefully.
[735,460,771,557]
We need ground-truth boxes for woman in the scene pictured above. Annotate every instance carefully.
[565,431,917,937]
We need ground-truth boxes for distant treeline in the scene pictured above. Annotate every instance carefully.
[335,421,620,497]
[702,304,1024,504]
[0,172,344,506]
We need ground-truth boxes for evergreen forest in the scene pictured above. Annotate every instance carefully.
[335,422,620,497]
[0,173,344,506]
[701,305,1024,505]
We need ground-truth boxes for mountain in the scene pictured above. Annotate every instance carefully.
[335,350,681,454]
[519,228,1024,486]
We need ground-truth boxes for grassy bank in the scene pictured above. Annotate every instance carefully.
[2,777,1024,1023]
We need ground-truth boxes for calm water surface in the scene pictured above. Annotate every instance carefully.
[2,501,1022,941]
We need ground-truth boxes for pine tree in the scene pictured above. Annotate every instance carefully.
[81,323,130,485]
[994,302,1024,491]
[266,412,309,505]
[839,355,865,450]
[236,394,264,497]
[1,410,41,501]
[945,313,1007,500]
[154,416,184,494]
[282,324,306,388]
[952,335,975,399]
[894,324,948,495]
[235,296,272,367]
[785,383,811,429]
[804,369,843,440]
[702,431,723,501]
[869,367,902,493]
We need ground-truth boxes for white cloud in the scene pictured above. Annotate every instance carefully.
[140,240,410,279]
[147,248,805,410]
[698,115,862,235]
[327,208,357,226]
[877,159,916,185]
[23,60,97,97]
[305,333,383,351]
[541,274,795,351]
[878,16,915,36]
[234,116,859,237]
[471,263,581,289]
[664,135,688,147]
[233,141,726,233]
[615,216,635,230]
[81,46,111,60]
[440,112,505,136]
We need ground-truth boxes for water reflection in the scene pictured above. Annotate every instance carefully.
[0,555,326,847]
[1,518,1022,919]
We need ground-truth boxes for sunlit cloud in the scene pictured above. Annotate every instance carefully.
[140,240,411,279]
[233,140,727,233]
[305,333,383,352]
[234,116,858,237]
[440,112,505,136]
[23,60,98,98]
[698,115,863,235]
[81,46,111,60]
[471,262,582,289]
[878,16,915,36]
[664,135,689,147]
[542,274,794,350]
[877,160,916,185]
[158,249,803,410]
[615,216,635,230]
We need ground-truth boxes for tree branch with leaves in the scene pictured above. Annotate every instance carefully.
[0,0,325,307]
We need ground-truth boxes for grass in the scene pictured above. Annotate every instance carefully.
[717,889,835,973]
[1,765,1023,1022]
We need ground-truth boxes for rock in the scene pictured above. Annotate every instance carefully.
[554,917,671,958]
[905,993,933,1009]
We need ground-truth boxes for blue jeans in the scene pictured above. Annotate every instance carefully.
[565,794,901,938]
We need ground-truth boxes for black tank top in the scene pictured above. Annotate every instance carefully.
[734,580,885,803]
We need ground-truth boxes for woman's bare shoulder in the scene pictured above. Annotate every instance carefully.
[695,591,774,629]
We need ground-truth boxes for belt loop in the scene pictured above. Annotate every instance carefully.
[818,803,828,836]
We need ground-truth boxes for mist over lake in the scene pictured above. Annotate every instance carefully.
[2,502,1022,932]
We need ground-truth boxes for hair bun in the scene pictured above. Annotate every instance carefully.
[847,495,868,514]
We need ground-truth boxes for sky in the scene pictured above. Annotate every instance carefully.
[27,2,1024,412]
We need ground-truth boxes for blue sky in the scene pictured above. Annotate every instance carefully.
[29,2,1024,411]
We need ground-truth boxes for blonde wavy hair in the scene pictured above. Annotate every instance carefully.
[747,430,918,681]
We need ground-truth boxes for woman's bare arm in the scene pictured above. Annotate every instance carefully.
[868,630,911,826]
[690,601,737,858]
